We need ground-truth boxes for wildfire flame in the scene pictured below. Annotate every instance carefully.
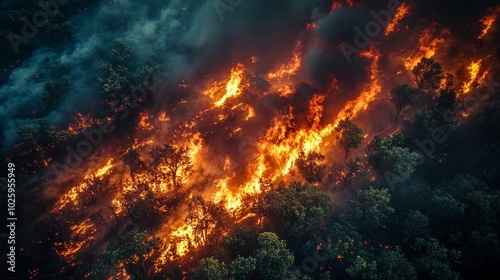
[478,7,500,39]
[385,3,410,35]
[213,63,245,107]
[55,159,114,211]
[405,26,448,70]
[334,46,381,128]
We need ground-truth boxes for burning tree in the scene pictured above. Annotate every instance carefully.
[150,144,193,190]
[122,149,146,182]
[295,150,327,184]
[185,194,229,246]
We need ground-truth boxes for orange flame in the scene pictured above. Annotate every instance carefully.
[385,3,410,35]
[405,26,448,70]
[214,63,245,107]
[478,7,500,39]
[55,159,114,211]
[334,46,381,127]
[460,58,490,96]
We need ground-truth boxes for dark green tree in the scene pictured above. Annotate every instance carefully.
[229,256,257,280]
[192,257,228,280]
[335,119,363,160]
[256,232,294,280]
[354,187,395,227]
[367,134,420,183]
[262,181,332,238]
[390,84,419,122]
[412,238,460,280]
[377,247,417,280]
[91,231,161,279]
[403,210,430,239]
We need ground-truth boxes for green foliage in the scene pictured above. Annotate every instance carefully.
[96,40,159,100]
[262,181,332,238]
[256,232,294,280]
[229,256,257,280]
[402,108,437,139]
[412,238,460,280]
[221,226,260,259]
[403,210,430,238]
[346,255,380,280]
[335,119,363,160]
[377,247,416,280]
[367,134,420,182]
[354,187,395,227]
[109,39,134,65]
[16,119,70,162]
[295,150,327,184]
[43,76,72,109]
[192,257,228,280]
[91,231,161,279]
[97,63,131,94]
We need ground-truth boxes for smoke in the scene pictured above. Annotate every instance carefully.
[1,0,498,153]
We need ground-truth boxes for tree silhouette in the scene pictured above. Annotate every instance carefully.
[150,144,192,190]
[335,119,363,160]
[412,58,443,91]
[390,84,419,122]
[185,194,229,246]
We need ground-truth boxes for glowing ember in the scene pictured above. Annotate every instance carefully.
[56,218,96,261]
[68,112,99,135]
[306,22,317,31]
[138,112,154,130]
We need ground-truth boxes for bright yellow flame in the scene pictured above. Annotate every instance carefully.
[460,58,490,96]
[214,63,245,107]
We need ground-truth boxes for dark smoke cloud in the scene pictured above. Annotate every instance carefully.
[1,0,498,155]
